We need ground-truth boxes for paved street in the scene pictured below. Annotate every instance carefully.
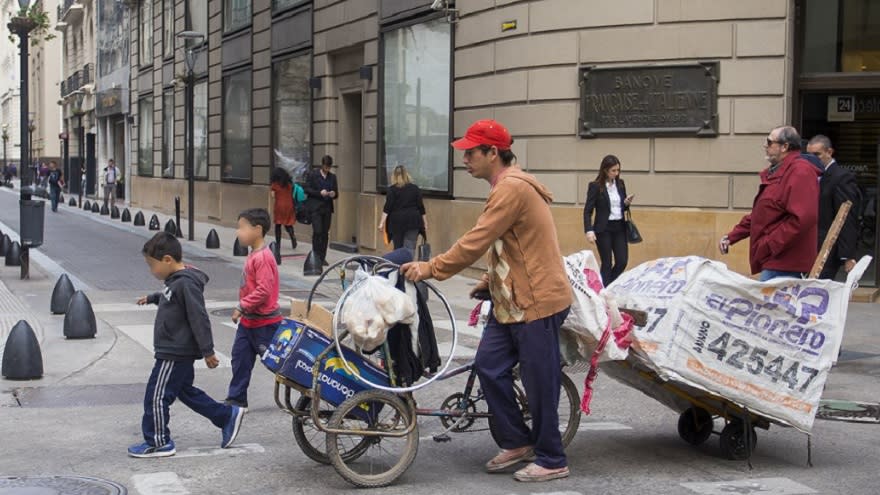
[1,191,879,495]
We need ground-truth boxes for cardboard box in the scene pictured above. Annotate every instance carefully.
[290,298,334,337]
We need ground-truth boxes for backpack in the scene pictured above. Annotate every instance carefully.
[292,182,306,206]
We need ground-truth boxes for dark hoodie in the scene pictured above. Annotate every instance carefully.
[146,267,215,361]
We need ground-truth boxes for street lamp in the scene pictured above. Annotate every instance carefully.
[177,30,204,241]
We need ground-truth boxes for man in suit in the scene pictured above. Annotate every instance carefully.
[807,135,860,279]
[303,155,338,268]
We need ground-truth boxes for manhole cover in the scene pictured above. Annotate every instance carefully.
[0,475,126,494]
[15,384,145,408]
[816,399,880,424]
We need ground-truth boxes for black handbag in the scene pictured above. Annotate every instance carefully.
[295,201,312,225]
[417,233,431,261]
[625,210,643,244]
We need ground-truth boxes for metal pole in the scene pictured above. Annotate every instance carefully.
[78,114,84,200]
[187,68,195,241]
[18,25,30,280]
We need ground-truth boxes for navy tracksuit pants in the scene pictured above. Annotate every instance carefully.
[226,322,279,404]
[142,359,231,447]
[475,307,570,469]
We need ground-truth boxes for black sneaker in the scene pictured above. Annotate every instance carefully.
[224,399,249,412]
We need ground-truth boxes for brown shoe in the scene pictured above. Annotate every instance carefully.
[485,446,535,473]
[514,462,570,482]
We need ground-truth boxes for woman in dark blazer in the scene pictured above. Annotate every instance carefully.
[583,154,634,285]
[378,165,427,250]
[303,155,338,265]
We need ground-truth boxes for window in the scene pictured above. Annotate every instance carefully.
[186,0,208,46]
[381,18,452,192]
[163,0,174,59]
[802,0,880,73]
[273,0,306,13]
[193,80,208,178]
[140,0,153,65]
[272,55,311,178]
[222,71,251,181]
[138,97,154,176]
[162,92,174,178]
[224,0,251,33]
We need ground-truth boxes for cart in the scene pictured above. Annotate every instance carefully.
[268,256,582,488]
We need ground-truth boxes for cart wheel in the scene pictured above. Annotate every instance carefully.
[439,392,477,432]
[326,390,419,488]
[677,407,714,446]
[292,395,370,465]
[719,421,757,460]
[488,372,581,449]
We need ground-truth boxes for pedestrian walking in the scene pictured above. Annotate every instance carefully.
[807,135,861,279]
[401,119,572,482]
[129,232,244,458]
[583,154,634,286]
[719,126,820,281]
[378,165,427,250]
[303,155,338,265]
[225,208,283,410]
[103,159,119,208]
[269,167,297,250]
[46,161,64,212]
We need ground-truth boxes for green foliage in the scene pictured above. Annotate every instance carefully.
[7,4,57,46]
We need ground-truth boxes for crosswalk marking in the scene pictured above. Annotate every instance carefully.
[578,422,633,431]
[117,325,230,368]
[681,478,817,495]
[131,472,189,495]
[173,443,265,458]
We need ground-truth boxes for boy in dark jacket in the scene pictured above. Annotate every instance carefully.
[128,232,245,458]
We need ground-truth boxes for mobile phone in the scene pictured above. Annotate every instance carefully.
[472,288,491,301]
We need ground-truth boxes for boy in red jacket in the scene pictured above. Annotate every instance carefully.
[225,208,283,410]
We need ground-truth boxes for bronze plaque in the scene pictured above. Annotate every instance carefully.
[579,62,720,138]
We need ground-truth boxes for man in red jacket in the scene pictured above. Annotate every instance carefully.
[719,126,821,281]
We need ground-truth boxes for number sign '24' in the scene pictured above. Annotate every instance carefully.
[608,256,871,432]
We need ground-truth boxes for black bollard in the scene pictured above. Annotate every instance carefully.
[50,274,76,314]
[303,250,322,276]
[59,194,65,204]
[83,200,91,211]
[1,320,43,379]
[68,197,77,207]
[133,210,144,225]
[4,241,21,267]
[174,196,183,238]
[111,206,120,219]
[164,219,177,236]
[91,202,100,213]
[100,203,109,215]
[206,229,220,249]
[63,291,97,339]
[270,241,282,265]
[149,214,160,231]
[121,208,132,222]
[0,234,9,257]
[233,237,248,256]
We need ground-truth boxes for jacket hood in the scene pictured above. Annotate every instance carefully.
[504,167,554,203]
[167,266,209,288]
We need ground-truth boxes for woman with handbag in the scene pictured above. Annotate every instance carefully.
[269,167,297,250]
[378,165,427,250]
[583,154,635,286]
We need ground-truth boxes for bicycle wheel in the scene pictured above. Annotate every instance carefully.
[291,395,369,465]
[326,390,419,488]
[488,372,581,448]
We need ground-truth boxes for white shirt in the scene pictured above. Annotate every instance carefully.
[607,180,623,221]
[105,166,118,185]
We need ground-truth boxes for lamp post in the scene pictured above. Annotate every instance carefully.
[177,30,204,241]
[72,90,85,202]
[7,0,42,279]
[28,115,35,187]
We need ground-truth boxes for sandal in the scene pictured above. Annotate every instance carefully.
[485,446,535,473]
[514,462,570,482]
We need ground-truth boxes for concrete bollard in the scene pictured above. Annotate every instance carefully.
[50,274,76,314]
[121,208,132,222]
[91,202,100,213]
[111,206,120,219]
[303,251,322,276]
[149,214,160,231]
[233,237,248,256]
[133,211,144,226]
[100,203,109,215]
[4,241,21,267]
[164,219,178,236]
[83,200,91,211]
[206,229,220,249]
[0,233,9,257]
[1,320,43,380]
[63,291,97,339]
[68,197,77,207]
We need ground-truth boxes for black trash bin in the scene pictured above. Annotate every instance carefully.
[20,199,45,249]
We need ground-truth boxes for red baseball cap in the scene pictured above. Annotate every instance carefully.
[451,119,513,151]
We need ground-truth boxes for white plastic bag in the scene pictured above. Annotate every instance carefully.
[337,269,416,351]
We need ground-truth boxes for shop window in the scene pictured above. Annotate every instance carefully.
[140,0,153,65]
[380,18,451,192]
[222,70,251,181]
[138,97,154,176]
[224,0,251,32]
[802,0,880,73]
[162,92,174,178]
[272,54,311,177]
[194,80,208,179]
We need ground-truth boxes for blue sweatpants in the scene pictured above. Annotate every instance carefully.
[141,359,231,447]
[226,322,279,404]
[475,307,570,469]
